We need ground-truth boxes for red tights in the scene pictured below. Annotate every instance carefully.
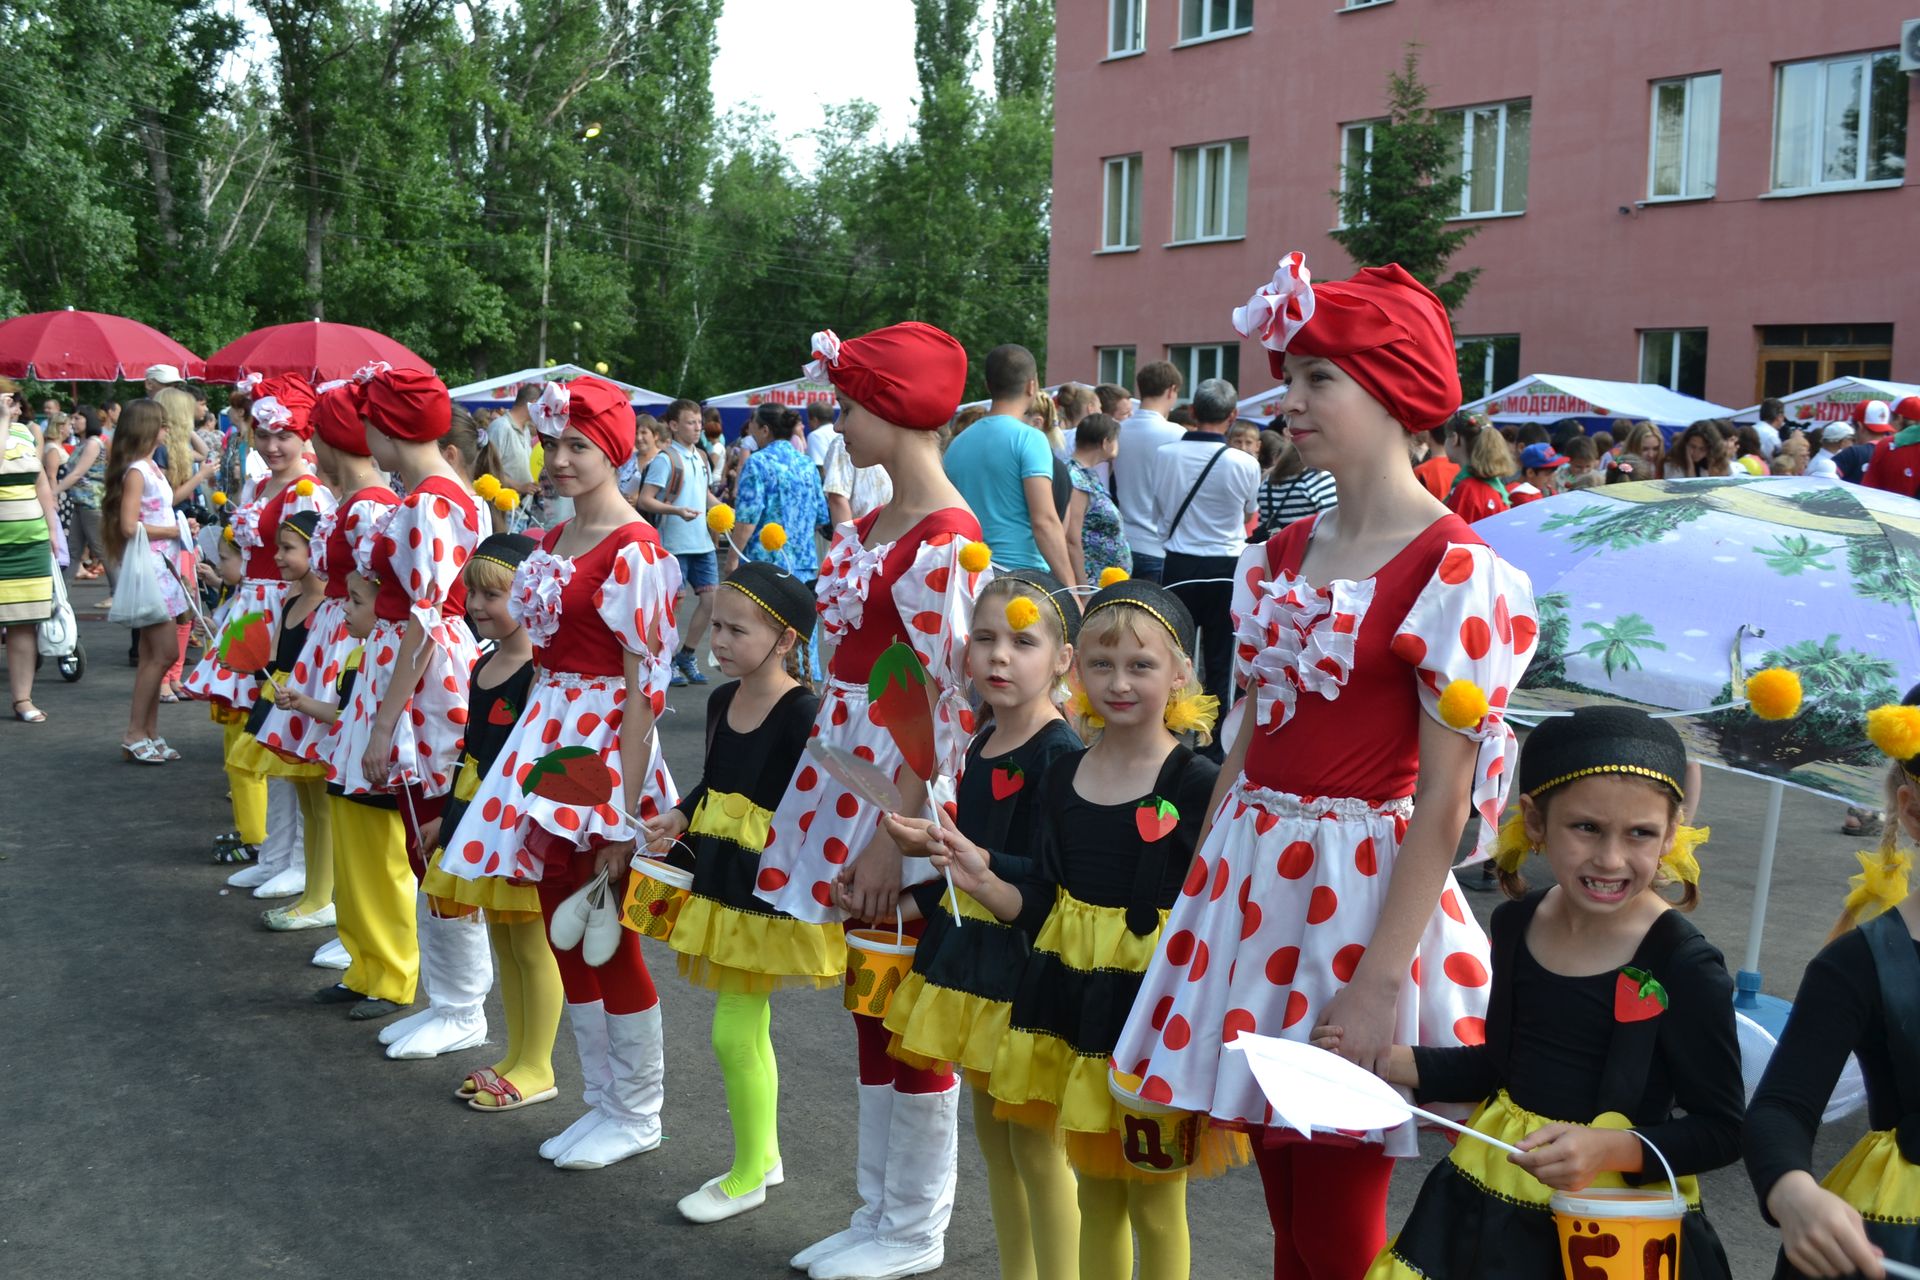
[535,863,659,1016]
[1256,1139,1394,1280]
[852,1012,952,1094]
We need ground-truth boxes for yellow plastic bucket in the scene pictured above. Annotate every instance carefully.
[1108,1067,1201,1174]
[620,857,692,941]
[1550,1187,1685,1280]
[843,915,915,1017]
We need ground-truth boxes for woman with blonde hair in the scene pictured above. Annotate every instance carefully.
[103,399,194,759]
[1620,421,1666,478]
[154,386,216,699]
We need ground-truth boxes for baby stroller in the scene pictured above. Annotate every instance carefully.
[38,568,86,682]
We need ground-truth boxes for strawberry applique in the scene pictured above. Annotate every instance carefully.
[991,762,1024,800]
[521,746,614,806]
[1136,796,1179,843]
[488,698,518,727]
[1614,966,1669,1023]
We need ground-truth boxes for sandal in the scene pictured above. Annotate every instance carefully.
[158,691,180,704]
[13,699,46,724]
[120,738,165,765]
[1842,808,1884,838]
[453,1067,503,1101]
[468,1074,558,1112]
[213,842,259,865]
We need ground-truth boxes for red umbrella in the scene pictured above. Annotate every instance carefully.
[203,320,432,384]
[0,309,205,381]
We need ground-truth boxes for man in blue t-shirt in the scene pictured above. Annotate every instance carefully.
[641,397,718,685]
[941,343,1078,588]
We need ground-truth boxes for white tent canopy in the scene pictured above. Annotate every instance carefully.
[705,375,838,411]
[1237,388,1286,423]
[1463,374,1737,428]
[1731,376,1920,425]
[448,364,669,408]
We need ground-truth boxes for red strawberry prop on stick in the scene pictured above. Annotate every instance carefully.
[1614,966,1669,1023]
[865,639,962,925]
[217,611,280,695]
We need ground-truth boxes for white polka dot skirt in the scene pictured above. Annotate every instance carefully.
[1111,779,1491,1156]
[326,615,480,798]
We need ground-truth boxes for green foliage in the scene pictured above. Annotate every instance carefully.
[1703,635,1900,773]
[1330,48,1479,314]
[0,0,1051,401]
[1576,612,1666,678]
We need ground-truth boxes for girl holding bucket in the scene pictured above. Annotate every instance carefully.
[897,580,1235,1280]
[1745,688,1920,1280]
[881,569,1084,1280]
[749,323,985,1280]
[1344,705,1741,1280]
[638,561,841,1223]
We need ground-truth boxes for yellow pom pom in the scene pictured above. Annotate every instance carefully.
[707,503,736,535]
[493,490,519,512]
[473,473,502,500]
[1745,668,1803,721]
[958,541,992,574]
[1005,597,1040,631]
[294,478,314,497]
[210,490,228,507]
[594,361,609,374]
[1098,566,1130,588]
[759,522,787,552]
[1437,679,1490,731]
[1867,704,1920,762]
[222,526,235,543]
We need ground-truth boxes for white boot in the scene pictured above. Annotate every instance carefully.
[542,1001,612,1160]
[554,1004,665,1170]
[809,1084,957,1280]
[386,898,491,1059]
[311,937,350,969]
[790,1083,895,1272]
[252,780,307,899]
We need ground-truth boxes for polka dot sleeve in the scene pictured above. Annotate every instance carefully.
[338,497,391,580]
[888,531,992,779]
[387,489,480,629]
[1390,543,1540,846]
[593,537,683,713]
[284,478,336,522]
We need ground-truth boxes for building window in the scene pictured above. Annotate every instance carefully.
[1098,346,1138,388]
[1772,51,1908,191]
[1755,324,1894,400]
[1640,329,1709,400]
[1102,154,1143,250]
[1337,121,1381,226]
[1456,335,1521,402]
[1171,139,1248,243]
[1166,343,1240,396]
[1180,0,1251,42]
[1648,73,1721,200]
[1109,0,1145,56]
[1440,100,1531,216]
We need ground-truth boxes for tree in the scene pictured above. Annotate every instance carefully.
[1576,613,1666,678]
[1703,636,1899,773]
[1332,48,1479,314]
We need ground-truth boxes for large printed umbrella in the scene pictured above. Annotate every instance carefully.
[0,309,204,381]
[204,320,430,383]
[1478,474,1920,1017]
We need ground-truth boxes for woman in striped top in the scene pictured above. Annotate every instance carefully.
[1254,435,1337,538]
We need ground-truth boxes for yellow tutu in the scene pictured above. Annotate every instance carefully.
[421,847,541,923]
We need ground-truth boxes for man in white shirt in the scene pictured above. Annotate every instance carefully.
[823,433,892,525]
[1805,422,1852,479]
[1753,397,1785,460]
[804,400,838,474]
[491,386,539,494]
[1151,377,1260,722]
[1111,360,1185,582]
[641,397,719,685]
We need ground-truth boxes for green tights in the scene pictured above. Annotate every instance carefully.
[712,992,780,1195]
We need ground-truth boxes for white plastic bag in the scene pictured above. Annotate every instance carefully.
[107,525,171,628]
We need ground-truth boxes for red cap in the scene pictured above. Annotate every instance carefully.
[1856,399,1894,433]
[1895,395,1920,424]
[249,374,318,439]
[804,321,968,430]
[529,375,635,466]
[361,366,450,443]
[1233,253,1462,433]
[312,381,369,456]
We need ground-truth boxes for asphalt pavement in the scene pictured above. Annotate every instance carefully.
[0,583,1874,1278]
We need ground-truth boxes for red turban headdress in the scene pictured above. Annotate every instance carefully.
[803,321,968,430]
[527,375,636,466]
[359,364,450,444]
[249,374,318,439]
[1232,252,1462,433]
[311,380,369,456]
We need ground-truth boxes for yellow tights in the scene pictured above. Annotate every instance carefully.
[973,1093,1082,1280]
[285,778,334,918]
[328,797,418,1003]
[222,721,267,845]
[471,917,563,1103]
[1077,1173,1189,1280]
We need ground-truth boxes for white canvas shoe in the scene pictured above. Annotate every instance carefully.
[251,867,306,899]
[542,1001,611,1160]
[554,1005,664,1170]
[808,1084,957,1280]
[790,1083,894,1271]
[678,1173,767,1224]
[385,901,490,1059]
[311,937,350,969]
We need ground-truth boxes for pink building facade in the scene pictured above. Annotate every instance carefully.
[1048,0,1919,414]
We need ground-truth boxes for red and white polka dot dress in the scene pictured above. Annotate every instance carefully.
[254,488,397,763]
[184,473,335,708]
[326,476,481,798]
[437,521,681,884]
[1110,513,1537,1155]
[753,510,989,926]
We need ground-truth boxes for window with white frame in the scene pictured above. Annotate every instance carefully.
[1102,154,1143,250]
[1771,51,1908,192]
[1171,139,1248,243]
[1098,346,1137,388]
[1640,329,1708,400]
[1440,100,1531,217]
[1455,335,1521,403]
[1180,0,1251,42]
[1337,120,1381,226]
[1166,344,1240,396]
[1109,0,1146,55]
[1648,73,1721,200]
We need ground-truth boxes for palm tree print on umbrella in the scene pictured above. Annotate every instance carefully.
[1520,592,1571,689]
[1577,613,1666,677]
[1847,536,1920,609]
[1757,535,1839,576]
[1702,635,1900,773]
[1563,502,1712,553]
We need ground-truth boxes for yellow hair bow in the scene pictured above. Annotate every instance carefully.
[1845,848,1912,923]
[1660,824,1708,887]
